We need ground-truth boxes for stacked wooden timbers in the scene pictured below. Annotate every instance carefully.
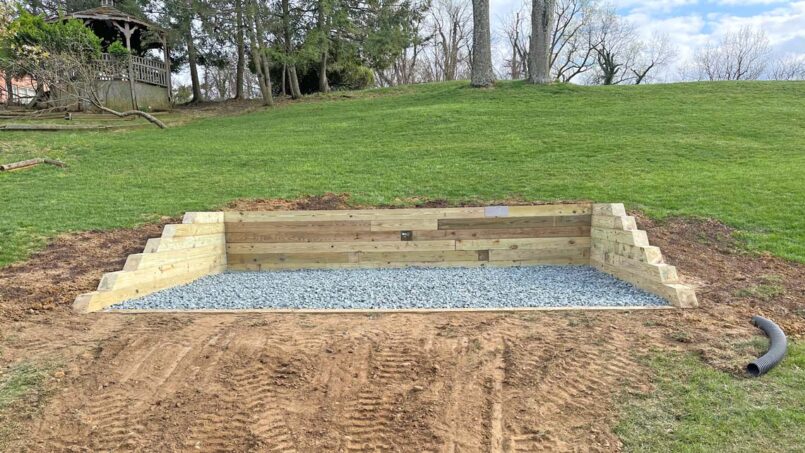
[73,203,698,312]
[225,204,593,270]
[590,203,698,308]
[73,212,227,313]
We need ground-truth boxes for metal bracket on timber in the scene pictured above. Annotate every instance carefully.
[73,203,698,313]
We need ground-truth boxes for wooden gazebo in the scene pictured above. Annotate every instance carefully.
[52,0,172,111]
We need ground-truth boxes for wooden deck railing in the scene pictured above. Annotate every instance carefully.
[97,53,169,88]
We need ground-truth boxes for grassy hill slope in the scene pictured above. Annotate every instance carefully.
[1,81,803,265]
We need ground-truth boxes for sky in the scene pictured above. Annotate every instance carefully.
[490,0,805,80]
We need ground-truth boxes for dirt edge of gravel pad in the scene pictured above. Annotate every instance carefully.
[0,220,173,320]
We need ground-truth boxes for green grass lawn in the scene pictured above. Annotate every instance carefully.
[1,81,804,266]
[616,341,805,452]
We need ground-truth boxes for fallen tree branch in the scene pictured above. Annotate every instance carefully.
[96,105,167,129]
[0,158,67,171]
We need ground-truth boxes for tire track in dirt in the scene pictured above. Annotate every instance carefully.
[487,337,505,453]
[182,333,268,451]
[234,356,303,452]
[37,317,220,451]
[342,330,428,452]
[501,320,642,452]
[431,336,477,453]
[90,320,228,451]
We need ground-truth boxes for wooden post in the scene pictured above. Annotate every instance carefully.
[114,21,139,111]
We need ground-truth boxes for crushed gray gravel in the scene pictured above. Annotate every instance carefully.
[108,265,668,310]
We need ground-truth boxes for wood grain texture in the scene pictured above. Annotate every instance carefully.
[225,230,400,243]
[227,240,457,254]
[416,226,591,240]
[590,227,649,247]
[73,265,225,313]
[124,245,225,271]
[74,216,228,313]
[591,215,637,230]
[144,235,225,253]
[182,212,225,224]
[455,237,590,251]
[592,260,697,308]
[162,223,225,238]
[591,249,678,283]
[370,219,438,231]
[99,255,225,291]
[507,204,592,216]
[438,215,590,230]
[591,241,663,264]
[590,203,697,308]
[224,207,487,222]
[228,250,482,266]
[488,248,590,262]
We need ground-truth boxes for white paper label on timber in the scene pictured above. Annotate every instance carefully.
[484,206,509,218]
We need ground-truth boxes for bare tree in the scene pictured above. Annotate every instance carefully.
[629,32,675,84]
[498,0,600,82]
[430,0,472,81]
[589,9,637,85]
[470,0,494,87]
[500,4,528,79]
[693,26,771,81]
[528,0,554,84]
[550,0,598,82]
[769,54,805,81]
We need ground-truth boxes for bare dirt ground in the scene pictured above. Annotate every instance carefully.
[1,196,803,452]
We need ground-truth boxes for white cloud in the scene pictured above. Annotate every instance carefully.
[712,0,787,6]
[490,0,805,80]
[706,1,805,52]
[610,0,699,14]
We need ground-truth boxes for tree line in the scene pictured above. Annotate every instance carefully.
[2,0,804,106]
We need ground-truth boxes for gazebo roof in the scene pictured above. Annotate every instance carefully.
[57,6,165,34]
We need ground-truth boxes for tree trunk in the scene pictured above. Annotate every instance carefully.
[318,4,330,93]
[470,0,494,87]
[282,0,302,99]
[27,82,44,108]
[185,22,201,102]
[234,0,246,99]
[281,62,287,96]
[245,0,273,106]
[5,76,12,107]
[528,0,554,84]
[185,3,202,103]
[319,52,329,93]
[288,66,302,98]
[253,6,275,104]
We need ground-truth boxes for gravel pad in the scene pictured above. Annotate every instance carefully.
[108,266,668,310]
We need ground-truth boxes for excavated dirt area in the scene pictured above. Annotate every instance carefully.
[1,195,803,452]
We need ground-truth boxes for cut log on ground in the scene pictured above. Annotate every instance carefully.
[0,158,67,172]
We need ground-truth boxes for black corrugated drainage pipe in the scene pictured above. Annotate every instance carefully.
[747,316,787,377]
